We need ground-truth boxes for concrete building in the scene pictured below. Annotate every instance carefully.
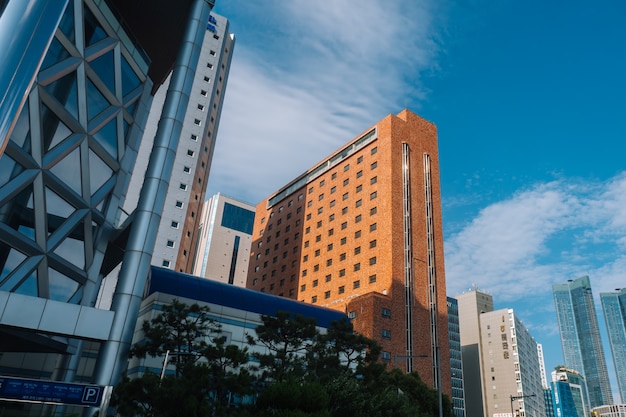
[192,193,255,286]
[553,276,613,408]
[592,404,626,417]
[456,288,494,417]
[600,288,626,403]
[479,309,546,417]
[246,109,451,396]
[128,266,349,380]
[0,0,216,415]
[448,296,467,417]
[123,13,234,274]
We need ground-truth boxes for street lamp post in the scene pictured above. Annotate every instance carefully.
[510,394,536,417]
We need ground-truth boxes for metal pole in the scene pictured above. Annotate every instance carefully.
[437,346,443,417]
[160,350,170,381]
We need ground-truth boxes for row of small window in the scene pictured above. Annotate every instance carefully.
[304,239,377,254]
[307,148,378,195]
[348,307,391,319]
[260,198,303,225]
[306,222,377,236]
[301,272,377,290]
[308,190,378,209]
[306,207,378,230]
[301,256,377,276]
[307,279,381,303]
[309,176,378,204]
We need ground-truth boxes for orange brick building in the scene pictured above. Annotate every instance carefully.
[246,109,451,396]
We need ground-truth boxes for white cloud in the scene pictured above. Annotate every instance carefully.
[445,173,626,302]
[208,1,445,204]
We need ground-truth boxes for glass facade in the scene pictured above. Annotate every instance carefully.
[221,202,255,234]
[553,276,613,408]
[600,288,626,403]
[447,297,466,417]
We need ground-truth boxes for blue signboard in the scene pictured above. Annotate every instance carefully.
[0,376,104,407]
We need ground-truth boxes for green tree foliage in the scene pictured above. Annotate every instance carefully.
[111,306,452,417]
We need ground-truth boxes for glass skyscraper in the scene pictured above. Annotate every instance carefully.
[553,276,613,408]
[600,288,626,403]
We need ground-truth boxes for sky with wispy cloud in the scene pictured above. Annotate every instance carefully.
[209,0,626,397]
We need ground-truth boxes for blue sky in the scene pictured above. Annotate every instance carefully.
[207,0,626,398]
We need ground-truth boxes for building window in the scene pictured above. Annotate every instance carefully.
[370,207,377,216]
[313,263,320,271]
[357,170,363,178]
[162,260,170,268]
[382,308,391,318]
[332,172,337,179]
[344,164,350,172]
[179,183,187,190]
[307,213,312,220]
[315,235,321,242]
[340,253,346,261]
[327,243,333,251]
[317,208,323,215]
[193,118,201,125]
[328,228,334,236]
[304,240,310,248]
[356,200,362,208]
[354,247,361,255]
[171,221,179,228]
[187,149,195,157]
[166,240,175,248]
[356,185,362,193]
[319,193,324,201]
[357,155,364,164]
[329,214,335,221]
[326,259,332,266]
[353,280,360,289]
[183,166,191,173]
[313,279,319,287]
[191,134,198,141]
[207,62,213,69]
[339,269,346,277]
[370,191,377,200]
[343,179,349,186]
[316,220,322,228]
[308,186,314,194]
[370,176,377,184]
[175,201,183,208]
[371,147,378,155]
[340,237,347,245]
[339,286,345,294]
[370,223,377,231]
[348,311,356,319]
[355,214,362,223]
[369,239,377,248]
[203,76,210,82]
[341,222,347,230]
[354,263,360,272]
[302,270,307,277]
[331,186,336,194]
[342,193,349,200]
[200,89,208,96]
[312,296,317,303]
[381,351,391,362]
[342,207,348,215]
[314,250,320,257]
[355,230,361,238]
[330,200,336,207]
[301,284,306,291]
[369,257,377,265]
[324,291,331,299]
[197,104,205,111]
[369,274,377,283]
[371,161,377,170]
[382,329,391,339]
[210,49,216,56]
[325,274,332,282]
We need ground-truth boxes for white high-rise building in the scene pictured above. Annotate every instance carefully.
[192,193,255,286]
[124,13,234,273]
[479,309,546,417]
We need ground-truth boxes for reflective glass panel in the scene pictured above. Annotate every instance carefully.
[41,104,72,152]
[88,148,113,195]
[48,267,80,302]
[10,98,31,151]
[121,56,140,98]
[53,233,85,269]
[0,154,23,189]
[41,37,71,70]
[49,147,82,194]
[92,117,118,158]
[0,245,27,284]
[44,71,79,120]
[58,1,75,43]
[86,79,110,120]
[45,187,75,218]
[89,50,115,94]
[84,6,107,47]
[13,272,38,297]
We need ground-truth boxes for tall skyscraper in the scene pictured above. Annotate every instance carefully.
[246,109,451,396]
[448,296,466,417]
[479,309,546,417]
[0,0,215,414]
[192,193,255,286]
[600,288,626,403]
[456,288,494,417]
[553,276,613,407]
[123,13,234,273]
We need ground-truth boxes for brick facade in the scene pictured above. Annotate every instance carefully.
[246,109,451,396]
